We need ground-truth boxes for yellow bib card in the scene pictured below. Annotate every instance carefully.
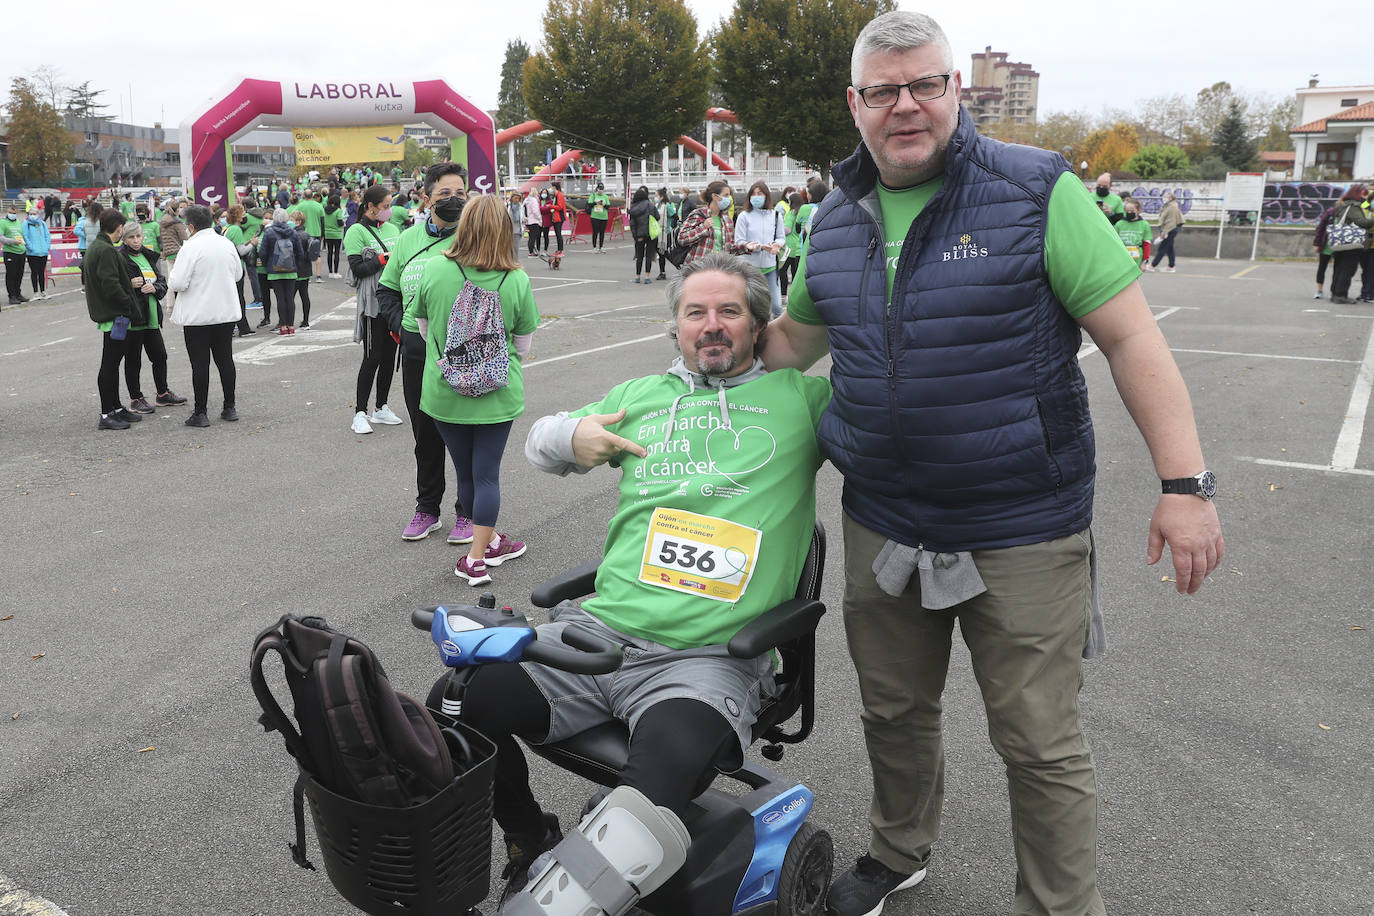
[639,507,762,603]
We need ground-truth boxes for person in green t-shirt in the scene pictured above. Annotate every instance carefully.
[762,19,1223,916]
[322,193,346,278]
[1113,198,1152,269]
[345,185,403,433]
[223,204,260,335]
[1091,172,1125,223]
[295,190,327,283]
[587,182,611,252]
[463,252,830,886]
[116,223,184,410]
[1,202,28,304]
[378,161,472,542]
[405,194,538,583]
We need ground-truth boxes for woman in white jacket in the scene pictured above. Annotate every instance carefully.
[168,205,244,427]
[730,181,787,317]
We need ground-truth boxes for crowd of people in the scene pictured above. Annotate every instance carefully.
[1312,182,1374,303]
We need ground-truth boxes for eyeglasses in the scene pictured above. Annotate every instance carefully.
[855,74,951,109]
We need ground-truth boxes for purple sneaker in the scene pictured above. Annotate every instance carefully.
[447,516,475,545]
[484,533,527,567]
[455,555,492,586]
[402,511,442,541]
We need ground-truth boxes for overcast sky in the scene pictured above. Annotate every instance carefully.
[3,0,1367,131]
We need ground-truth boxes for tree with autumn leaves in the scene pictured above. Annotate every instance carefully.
[5,77,74,184]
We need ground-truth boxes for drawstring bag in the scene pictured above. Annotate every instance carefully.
[434,265,510,397]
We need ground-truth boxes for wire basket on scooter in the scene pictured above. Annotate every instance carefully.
[301,716,496,916]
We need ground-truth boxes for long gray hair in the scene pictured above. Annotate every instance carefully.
[851,11,953,85]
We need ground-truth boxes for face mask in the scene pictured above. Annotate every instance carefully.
[1095,187,1109,198]
[750,195,765,209]
[432,196,465,223]
[125,239,141,250]
[540,193,548,201]
[374,207,392,223]
[219,217,228,227]
[1125,212,1139,221]
[596,185,603,192]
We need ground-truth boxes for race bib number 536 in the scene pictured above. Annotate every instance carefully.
[639,507,762,603]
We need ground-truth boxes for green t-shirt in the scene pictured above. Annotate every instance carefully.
[566,369,832,649]
[322,207,345,240]
[140,221,161,255]
[1091,190,1124,218]
[127,250,160,331]
[1113,216,1152,266]
[379,222,454,333]
[711,216,723,252]
[120,201,136,219]
[788,172,1138,324]
[588,192,610,220]
[344,219,400,259]
[1,216,26,254]
[297,198,326,237]
[406,261,539,425]
[389,200,412,231]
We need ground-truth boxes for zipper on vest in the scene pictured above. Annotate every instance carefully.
[857,237,876,329]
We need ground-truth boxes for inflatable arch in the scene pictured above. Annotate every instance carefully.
[179,77,497,206]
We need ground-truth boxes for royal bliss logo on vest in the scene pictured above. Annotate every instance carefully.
[941,233,989,261]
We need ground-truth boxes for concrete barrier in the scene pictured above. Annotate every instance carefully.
[1171,225,1322,260]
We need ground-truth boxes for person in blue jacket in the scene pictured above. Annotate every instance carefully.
[22,210,52,300]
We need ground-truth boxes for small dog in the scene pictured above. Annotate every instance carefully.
[539,250,564,271]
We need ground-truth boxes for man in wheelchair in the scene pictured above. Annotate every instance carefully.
[448,252,831,903]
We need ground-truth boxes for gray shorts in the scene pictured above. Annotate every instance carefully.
[519,603,778,757]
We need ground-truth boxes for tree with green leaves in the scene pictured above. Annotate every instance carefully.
[64,81,109,119]
[713,0,894,178]
[497,39,534,172]
[1126,144,1191,179]
[523,0,710,198]
[5,77,74,184]
[1212,100,1255,169]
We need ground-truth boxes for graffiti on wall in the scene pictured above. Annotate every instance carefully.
[1262,182,1347,225]
[1129,187,1195,215]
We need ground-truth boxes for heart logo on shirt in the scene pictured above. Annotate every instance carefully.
[704,425,777,485]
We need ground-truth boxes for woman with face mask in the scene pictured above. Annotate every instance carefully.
[729,181,787,317]
[1113,199,1153,271]
[549,181,568,254]
[117,223,183,412]
[523,188,544,257]
[627,187,658,284]
[344,183,403,434]
[21,208,51,300]
[537,190,555,254]
[675,180,735,269]
[587,182,611,252]
[159,201,189,264]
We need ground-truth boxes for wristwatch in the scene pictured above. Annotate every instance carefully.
[1161,470,1217,500]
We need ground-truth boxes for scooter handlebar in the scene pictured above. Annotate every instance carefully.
[411,606,441,631]
[524,624,623,674]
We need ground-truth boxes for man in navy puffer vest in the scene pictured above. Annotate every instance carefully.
[760,12,1225,916]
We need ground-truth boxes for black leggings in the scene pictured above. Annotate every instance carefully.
[325,237,342,274]
[271,277,295,327]
[1150,228,1178,268]
[182,323,236,414]
[125,327,169,399]
[433,419,513,528]
[295,278,312,325]
[590,217,608,249]
[1316,252,1330,286]
[355,316,397,411]
[550,220,564,252]
[634,237,657,276]
[27,255,47,292]
[455,663,738,835]
[1332,250,1362,298]
[527,224,543,255]
[97,330,126,413]
[3,250,23,299]
[779,256,800,296]
[401,328,464,519]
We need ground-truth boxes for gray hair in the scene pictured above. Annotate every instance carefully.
[851,11,953,86]
[120,223,144,241]
[665,252,772,339]
[271,208,291,225]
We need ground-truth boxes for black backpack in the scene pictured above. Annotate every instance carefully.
[251,615,454,864]
[267,230,297,273]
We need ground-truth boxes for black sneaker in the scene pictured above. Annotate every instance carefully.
[98,413,131,430]
[826,854,926,916]
[220,406,239,422]
[498,813,561,905]
[156,390,187,406]
[185,412,210,428]
[113,407,143,423]
[128,397,156,414]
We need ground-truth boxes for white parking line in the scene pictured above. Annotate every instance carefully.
[1078,306,1182,361]
[1,337,73,358]
[525,333,667,370]
[1332,319,1374,471]
[1170,348,1358,365]
[576,304,657,319]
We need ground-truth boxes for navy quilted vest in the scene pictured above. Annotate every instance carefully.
[804,109,1094,552]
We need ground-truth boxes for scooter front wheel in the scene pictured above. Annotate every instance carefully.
[777,821,833,916]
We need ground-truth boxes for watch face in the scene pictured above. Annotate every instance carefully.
[1198,470,1217,500]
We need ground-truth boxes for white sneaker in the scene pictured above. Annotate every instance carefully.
[314,276,324,283]
[351,411,373,434]
[371,403,403,425]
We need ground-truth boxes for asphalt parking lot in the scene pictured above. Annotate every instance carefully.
[1,240,1370,916]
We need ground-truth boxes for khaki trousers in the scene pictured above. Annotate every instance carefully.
[842,513,1106,916]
